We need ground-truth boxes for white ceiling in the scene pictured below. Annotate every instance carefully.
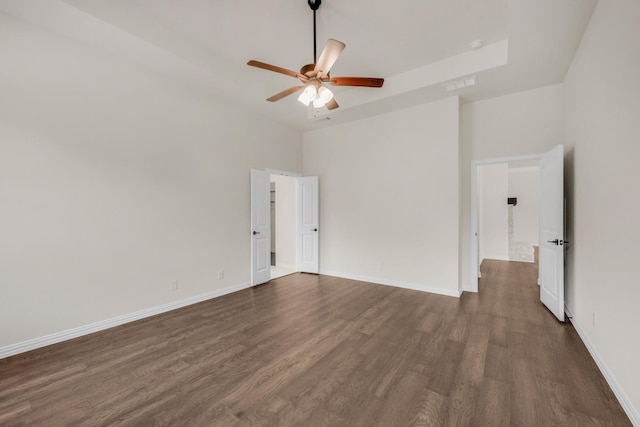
[1,0,597,131]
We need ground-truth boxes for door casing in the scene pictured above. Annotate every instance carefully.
[469,153,543,293]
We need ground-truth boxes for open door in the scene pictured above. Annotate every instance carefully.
[251,169,270,285]
[539,145,565,321]
[297,176,319,273]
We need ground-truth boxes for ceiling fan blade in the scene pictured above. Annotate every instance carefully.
[325,98,339,111]
[328,77,384,88]
[247,60,308,80]
[266,86,305,102]
[314,39,346,79]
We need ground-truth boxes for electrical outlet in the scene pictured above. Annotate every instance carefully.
[170,280,178,291]
[218,270,224,280]
[593,312,596,327]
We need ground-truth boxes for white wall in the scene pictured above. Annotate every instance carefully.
[564,0,640,419]
[508,166,539,245]
[303,97,460,296]
[460,84,564,289]
[478,163,508,262]
[271,175,296,270]
[0,13,302,349]
[463,84,565,161]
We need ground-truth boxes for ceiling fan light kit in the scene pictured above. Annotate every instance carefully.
[313,86,334,107]
[246,0,384,114]
[298,85,317,106]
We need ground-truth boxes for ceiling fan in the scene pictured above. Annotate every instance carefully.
[247,0,384,111]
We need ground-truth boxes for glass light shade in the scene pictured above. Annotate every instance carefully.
[297,85,317,106]
[312,86,333,108]
[318,86,333,102]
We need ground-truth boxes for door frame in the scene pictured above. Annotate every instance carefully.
[265,169,302,178]
[468,153,542,293]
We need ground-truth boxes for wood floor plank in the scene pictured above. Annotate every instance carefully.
[322,362,381,420]
[0,401,31,423]
[408,389,449,427]
[510,357,539,427]
[455,322,490,388]
[444,381,477,427]
[375,370,432,427]
[474,377,510,426]
[534,375,574,426]
[368,329,424,399]
[423,338,466,397]
[483,342,512,384]
[488,315,510,348]
[0,264,632,426]
[278,336,366,400]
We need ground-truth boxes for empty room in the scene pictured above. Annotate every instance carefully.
[1,0,639,425]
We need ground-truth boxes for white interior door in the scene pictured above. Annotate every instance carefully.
[297,176,319,273]
[251,169,270,285]
[539,145,565,321]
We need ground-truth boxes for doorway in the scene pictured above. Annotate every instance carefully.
[270,174,297,280]
[477,160,540,269]
[470,145,565,321]
[471,153,542,292]
[250,169,320,286]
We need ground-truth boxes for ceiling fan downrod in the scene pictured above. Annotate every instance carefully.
[307,0,321,64]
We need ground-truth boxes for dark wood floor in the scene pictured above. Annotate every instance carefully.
[0,260,631,426]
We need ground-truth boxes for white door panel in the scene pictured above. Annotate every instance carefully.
[251,169,270,285]
[539,145,565,321]
[297,176,319,273]
[302,235,315,263]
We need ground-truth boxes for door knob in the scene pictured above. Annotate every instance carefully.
[547,239,564,245]
[312,228,318,232]
[253,231,260,235]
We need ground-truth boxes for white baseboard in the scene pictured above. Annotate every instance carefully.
[319,269,462,298]
[565,305,640,426]
[0,281,251,360]
[481,255,510,262]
